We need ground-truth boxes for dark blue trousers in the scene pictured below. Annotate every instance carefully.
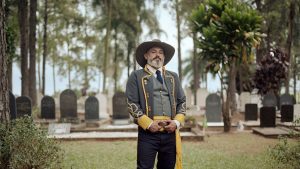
[137,127,176,169]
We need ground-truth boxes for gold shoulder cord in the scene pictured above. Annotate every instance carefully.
[142,67,152,116]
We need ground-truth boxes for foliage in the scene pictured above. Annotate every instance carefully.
[269,118,300,169]
[191,0,264,73]
[253,48,288,95]
[0,116,63,169]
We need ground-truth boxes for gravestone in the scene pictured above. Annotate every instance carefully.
[85,96,99,120]
[205,93,222,122]
[240,92,251,112]
[294,104,300,121]
[280,105,294,122]
[16,96,32,117]
[60,89,77,119]
[112,92,129,119]
[41,96,55,119]
[185,88,193,107]
[260,107,276,127]
[280,94,293,108]
[9,91,17,120]
[96,93,109,119]
[197,89,209,115]
[245,104,258,121]
[262,93,277,108]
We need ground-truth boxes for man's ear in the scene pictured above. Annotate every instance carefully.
[144,53,148,60]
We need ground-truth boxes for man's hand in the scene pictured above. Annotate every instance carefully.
[148,121,162,133]
[164,120,177,133]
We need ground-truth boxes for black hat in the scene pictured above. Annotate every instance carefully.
[135,39,175,67]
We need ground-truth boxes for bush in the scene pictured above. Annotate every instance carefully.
[269,118,300,169]
[0,116,63,169]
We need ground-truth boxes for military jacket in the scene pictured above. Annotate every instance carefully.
[126,66,186,129]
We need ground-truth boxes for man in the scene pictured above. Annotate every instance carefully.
[126,39,186,169]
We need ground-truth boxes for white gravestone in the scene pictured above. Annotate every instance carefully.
[294,104,300,121]
[197,88,209,115]
[96,93,109,119]
[240,92,251,112]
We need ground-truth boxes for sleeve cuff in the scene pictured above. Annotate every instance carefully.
[173,120,180,129]
[137,115,153,130]
[174,113,185,126]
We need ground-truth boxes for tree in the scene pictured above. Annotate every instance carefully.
[191,0,264,132]
[0,0,9,123]
[29,0,37,106]
[18,0,29,96]
[175,0,182,81]
[42,0,48,95]
[4,0,18,91]
[254,48,288,96]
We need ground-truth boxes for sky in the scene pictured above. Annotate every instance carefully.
[11,3,220,96]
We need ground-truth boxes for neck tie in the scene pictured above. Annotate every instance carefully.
[156,70,163,84]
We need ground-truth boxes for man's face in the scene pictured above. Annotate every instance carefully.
[144,46,165,69]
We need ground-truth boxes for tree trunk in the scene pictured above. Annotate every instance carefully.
[0,0,10,123]
[84,3,88,89]
[113,29,118,93]
[229,58,238,114]
[224,57,238,132]
[192,32,199,104]
[127,42,132,78]
[102,0,112,92]
[175,0,182,82]
[18,0,29,96]
[42,0,48,95]
[285,0,295,94]
[219,72,230,132]
[29,0,37,106]
[8,60,12,90]
[52,63,56,94]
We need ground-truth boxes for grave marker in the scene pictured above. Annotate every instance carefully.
[260,107,276,127]
[245,104,258,121]
[85,96,99,120]
[41,96,55,119]
[205,94,222,122]
[16,96,32,117]
[60,89,77,119]
[112,92,129,119]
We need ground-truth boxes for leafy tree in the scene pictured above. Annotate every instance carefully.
[191,0,264,131]
[254,48,288,96]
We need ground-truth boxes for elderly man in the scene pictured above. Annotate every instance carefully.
[126,39,186,169]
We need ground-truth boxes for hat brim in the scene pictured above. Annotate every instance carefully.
[136,41,175,67]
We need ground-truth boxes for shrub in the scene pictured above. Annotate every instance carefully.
[0,116,63,169]
[269,118,300,169]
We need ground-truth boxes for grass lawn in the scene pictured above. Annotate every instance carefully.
[60,132,289,169]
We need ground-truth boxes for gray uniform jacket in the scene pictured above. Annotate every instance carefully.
[126,67,186,122]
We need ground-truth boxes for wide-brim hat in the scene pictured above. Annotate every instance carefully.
[136,39,175,67]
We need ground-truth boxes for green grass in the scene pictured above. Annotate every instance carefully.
[60,132,290,169]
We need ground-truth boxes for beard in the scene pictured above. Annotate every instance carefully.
[147,57,164,69]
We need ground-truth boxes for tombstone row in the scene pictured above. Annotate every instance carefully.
[244,93,296,127]
[9,89,129,121]
[204,93,297,125]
